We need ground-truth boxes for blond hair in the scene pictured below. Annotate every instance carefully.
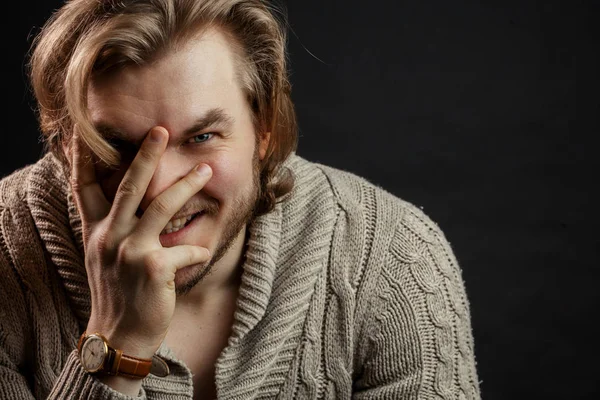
[29,0,297,215]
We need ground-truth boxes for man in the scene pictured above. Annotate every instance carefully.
[0,0,481,399]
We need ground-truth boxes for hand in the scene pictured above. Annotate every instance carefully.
[70,126,212,358]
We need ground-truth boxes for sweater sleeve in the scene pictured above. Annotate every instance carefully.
[0,208,147,399]
[0,346,35,399]
[46,350,148,399]
[353,208,481,399]
[0,348,147,399]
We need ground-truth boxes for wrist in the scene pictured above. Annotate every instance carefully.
[84,323,162,359]
[77,331,159,380]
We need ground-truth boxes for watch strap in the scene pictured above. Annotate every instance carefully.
[106,347,153,378]
[78,331,167,378]
[150,355,170,377]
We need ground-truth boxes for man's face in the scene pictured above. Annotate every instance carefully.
[86,28,265,295]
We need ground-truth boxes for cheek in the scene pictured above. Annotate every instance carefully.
[201,152,255,200]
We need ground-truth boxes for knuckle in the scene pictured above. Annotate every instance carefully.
[143,252,163,278]
[70,178,87,196]
[69,177,80,191]
[181,175,198,192]
[137,146,156,162]
[150,197,171,216]
[96,228,117,252]
[118,178,141,197]
[197,247,209,261]
[187,247,200,264]
[116,238,136,263]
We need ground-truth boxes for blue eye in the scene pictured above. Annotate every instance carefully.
[189,133,214,144]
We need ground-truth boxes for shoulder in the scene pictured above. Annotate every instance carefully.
[0,153,66,286]
[288,156,469,331]
[286,155,449,286]
[0,160,42,268]
[0,164,36,208]
[0,153,65,209]
[289,155,440,243]
[286,154,410,213]
[301,157,464,292]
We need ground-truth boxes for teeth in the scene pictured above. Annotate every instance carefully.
[172,218,184,228]
[161,214,196,235]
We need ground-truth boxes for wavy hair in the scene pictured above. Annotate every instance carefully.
[29,0,297,216]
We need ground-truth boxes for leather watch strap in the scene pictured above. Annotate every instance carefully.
[78,331,156,379]
[106,347,153,378]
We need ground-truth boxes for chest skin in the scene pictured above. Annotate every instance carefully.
[164,288,239,400]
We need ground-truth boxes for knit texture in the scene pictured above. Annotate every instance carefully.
[0,152,480,399]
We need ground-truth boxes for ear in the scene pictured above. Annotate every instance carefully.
[258,131,271,161]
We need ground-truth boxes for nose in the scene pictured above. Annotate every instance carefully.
[138,149,197,214]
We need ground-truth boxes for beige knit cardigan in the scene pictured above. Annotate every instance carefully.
[0,153,480,399]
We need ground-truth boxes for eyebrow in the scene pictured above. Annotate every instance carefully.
[94,107,235,144]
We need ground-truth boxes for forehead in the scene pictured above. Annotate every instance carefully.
[87,27,244,139]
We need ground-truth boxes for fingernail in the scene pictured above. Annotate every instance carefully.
[150,128,164,142]
[195,164,211,176]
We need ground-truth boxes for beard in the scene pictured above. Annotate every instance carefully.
[174,148,261,297]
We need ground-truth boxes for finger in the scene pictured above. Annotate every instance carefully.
[135,163,212,238]
[70,126,111,222]
[109,126,168,224]
[154,245,211,274]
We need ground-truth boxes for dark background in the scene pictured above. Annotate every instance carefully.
[2,1,598,399]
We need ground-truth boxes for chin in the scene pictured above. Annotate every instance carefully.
[174,261,213,297]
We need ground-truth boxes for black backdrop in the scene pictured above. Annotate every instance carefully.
[2,1,598,399]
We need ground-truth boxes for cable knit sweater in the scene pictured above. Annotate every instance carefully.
[0,152,480,399]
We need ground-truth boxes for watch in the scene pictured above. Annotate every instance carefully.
[77,331,169,379]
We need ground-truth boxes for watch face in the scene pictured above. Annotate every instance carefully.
[80,335,108,373]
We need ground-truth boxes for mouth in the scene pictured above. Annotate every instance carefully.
[160,212,203,236]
